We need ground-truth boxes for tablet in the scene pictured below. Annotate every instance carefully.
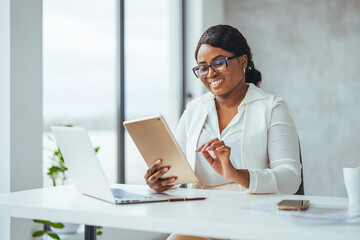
[123,115,199,185]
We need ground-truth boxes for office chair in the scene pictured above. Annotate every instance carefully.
[294,141,305,195]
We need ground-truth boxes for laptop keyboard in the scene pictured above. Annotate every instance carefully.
[111,188,153,200]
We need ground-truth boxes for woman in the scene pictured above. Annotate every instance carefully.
[145,24,302,239]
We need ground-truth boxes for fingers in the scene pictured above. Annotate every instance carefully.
[144,159,177,192]
[156,177,177,188]
[195,138,230,152]
[149,176,177,193]
[214,145,231,152]
[195,143,205,152]
[144,159,162,180]
[195,138,220,152]
[148,166,170,184]
[202,151,214,165]
[205,141,226,151]
[196,139,231,167]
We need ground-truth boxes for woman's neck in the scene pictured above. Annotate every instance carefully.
[215,83,248,109]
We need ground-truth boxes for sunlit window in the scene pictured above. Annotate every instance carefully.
[124,0,181,184]
[43,0,181,186]
[42,0,118,186]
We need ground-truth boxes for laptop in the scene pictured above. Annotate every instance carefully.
[51,126,173,204]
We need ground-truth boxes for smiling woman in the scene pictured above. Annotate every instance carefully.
[144,24,303,240]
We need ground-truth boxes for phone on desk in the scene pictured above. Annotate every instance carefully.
[277,199,310,211]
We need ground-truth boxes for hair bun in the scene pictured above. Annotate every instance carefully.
[245,68,261,87]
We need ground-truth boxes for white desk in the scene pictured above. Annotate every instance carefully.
[0,184,359,240]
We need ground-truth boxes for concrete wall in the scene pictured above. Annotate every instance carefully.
[224,0,360,196]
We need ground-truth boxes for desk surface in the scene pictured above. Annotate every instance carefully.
[0,184,359,240]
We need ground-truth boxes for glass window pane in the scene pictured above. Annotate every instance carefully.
[125,0,180,184]
[43,0,118,187]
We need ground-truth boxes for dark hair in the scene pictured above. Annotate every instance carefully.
[195,25,261,87]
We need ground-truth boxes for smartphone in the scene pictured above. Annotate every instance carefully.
[276,199,310,211]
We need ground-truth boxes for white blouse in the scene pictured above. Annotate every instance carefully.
[175,84,302,194]
[195,96,245,186]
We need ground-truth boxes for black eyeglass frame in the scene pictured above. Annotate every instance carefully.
[192,55,238,78]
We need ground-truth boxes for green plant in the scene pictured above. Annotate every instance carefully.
[97,226,103,238]
[46,124,72,187]
[47,143,68,187]
[32,220,64,240]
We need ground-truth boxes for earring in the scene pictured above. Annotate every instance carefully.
[242,68,246,74]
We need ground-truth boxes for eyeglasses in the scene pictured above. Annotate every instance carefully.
[192,56,237,78]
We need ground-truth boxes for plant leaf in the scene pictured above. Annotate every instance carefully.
[47,233,61,240]
[48,166,61,172]
[94,146,100,153]
[32,230,46,237]
[49,222,64,229]
[33,219,49,224]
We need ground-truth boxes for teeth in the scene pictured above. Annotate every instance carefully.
[210,78,224,86]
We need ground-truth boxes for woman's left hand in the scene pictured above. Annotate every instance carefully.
[195,138,237,180]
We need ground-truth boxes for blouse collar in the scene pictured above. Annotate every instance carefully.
[201,83,267,108]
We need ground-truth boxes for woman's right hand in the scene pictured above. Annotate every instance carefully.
[144,159,177,192]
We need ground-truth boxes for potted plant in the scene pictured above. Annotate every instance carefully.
[33,125,103,239]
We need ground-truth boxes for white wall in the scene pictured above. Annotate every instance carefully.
[0,0,11,238]
[0,0,43,239]
[223,0,360,196]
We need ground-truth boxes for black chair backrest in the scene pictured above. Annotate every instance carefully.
[294,141,304,195]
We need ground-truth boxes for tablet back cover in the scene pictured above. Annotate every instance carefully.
[124,115,199,185]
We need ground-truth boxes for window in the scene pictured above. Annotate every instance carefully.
[124,0,182,184]
[43,0,182,186]
[43,0,118,186]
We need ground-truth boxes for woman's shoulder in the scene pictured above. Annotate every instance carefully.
[246,84,287,109]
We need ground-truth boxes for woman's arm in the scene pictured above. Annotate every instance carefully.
[248,99,301,194]
[197,99,301,194]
